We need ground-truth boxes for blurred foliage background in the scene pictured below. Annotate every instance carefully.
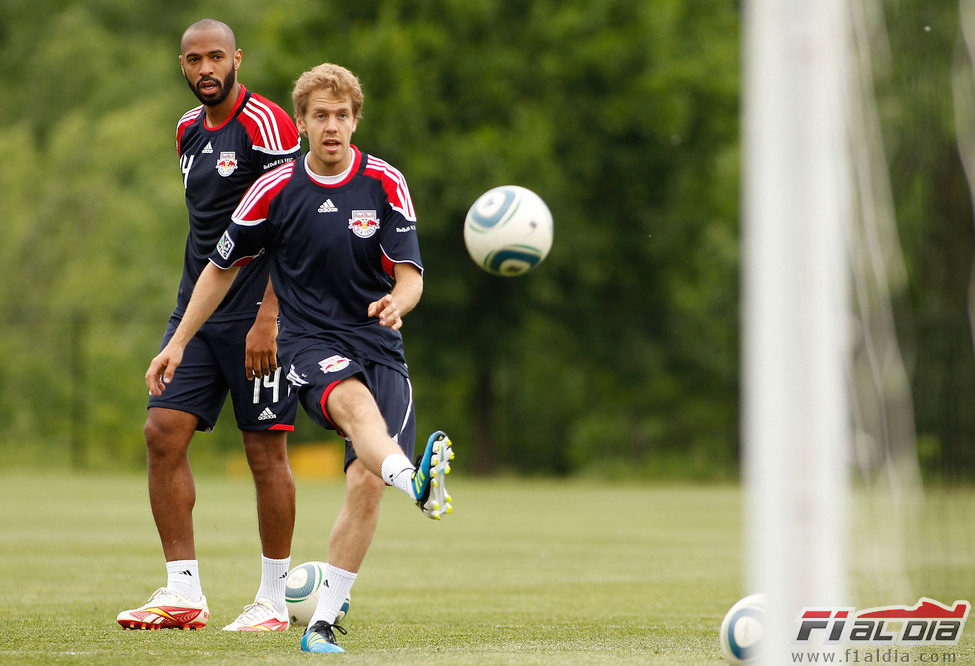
[0,0,972,480]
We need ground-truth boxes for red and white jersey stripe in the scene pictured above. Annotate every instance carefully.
[364,155,416,222]
[176,106,204,154]
[233,161,296,226]
[240,93,301,156]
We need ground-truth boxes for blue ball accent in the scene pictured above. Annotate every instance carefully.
[285,563,320,600]
[485,246,543,275]
[469,188,518,230]
[726,607,763,660]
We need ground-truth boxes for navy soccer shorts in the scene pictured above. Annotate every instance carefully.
[147,315,298,433]
[284,343,416,470]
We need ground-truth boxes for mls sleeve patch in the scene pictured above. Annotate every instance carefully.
[216,231,235,260]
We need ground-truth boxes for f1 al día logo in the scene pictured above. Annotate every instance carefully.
[796,598,970,645]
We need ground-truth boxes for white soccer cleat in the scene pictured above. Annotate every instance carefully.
[221,598,289,631]
[412,431,454,520]
[117,587,209,630]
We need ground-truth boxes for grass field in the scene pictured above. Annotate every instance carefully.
[0,471,972,664]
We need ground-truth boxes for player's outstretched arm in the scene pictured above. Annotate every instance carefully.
[367,263,423,331]
[146,262,241,395]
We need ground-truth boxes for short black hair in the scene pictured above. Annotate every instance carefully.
[181,19,236,52]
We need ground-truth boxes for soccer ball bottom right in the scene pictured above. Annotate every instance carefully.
[719,593,767,664]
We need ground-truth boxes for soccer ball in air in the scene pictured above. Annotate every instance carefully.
[463,185,553,276]
[719,593,767,664]
[285,561,350,626]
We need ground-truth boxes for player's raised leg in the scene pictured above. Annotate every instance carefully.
[323,377,454,518]
[412,430,454,519]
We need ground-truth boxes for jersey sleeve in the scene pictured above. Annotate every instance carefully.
[209,162,293,269]
[240,93,302,169]
[211,223,266,269]
[379,203,422,275]
[367,157,423,274]
[175,106,203,155]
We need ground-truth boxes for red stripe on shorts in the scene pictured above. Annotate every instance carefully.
[319,379,347,438]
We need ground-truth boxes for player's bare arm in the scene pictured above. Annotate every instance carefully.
[367,263,423,331]
[146,262,241,395]
[245,278,280,380]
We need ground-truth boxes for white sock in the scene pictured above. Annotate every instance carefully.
[256,555,290,614]
[381,452,416,499]
[166,559,203,602]
[308,564,357,626]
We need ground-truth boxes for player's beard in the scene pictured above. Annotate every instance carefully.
[186,67,236,107]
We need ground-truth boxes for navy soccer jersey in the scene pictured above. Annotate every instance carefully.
[174,85,300,322]
[210,146,422,370]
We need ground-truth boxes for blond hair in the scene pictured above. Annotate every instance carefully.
[292,63,364,120]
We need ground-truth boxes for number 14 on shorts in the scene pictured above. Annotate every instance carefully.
[253,367,287,404]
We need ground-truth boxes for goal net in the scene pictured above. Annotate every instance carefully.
[744,0,975,661]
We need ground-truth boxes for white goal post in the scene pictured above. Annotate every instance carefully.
[743,0,852,661]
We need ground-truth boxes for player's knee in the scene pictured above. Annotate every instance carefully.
[243,443,276,476]
[144,410,194,459]
[243,432,291,478]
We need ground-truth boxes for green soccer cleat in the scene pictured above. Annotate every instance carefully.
[301,620,347,653]
[412,430,454,520]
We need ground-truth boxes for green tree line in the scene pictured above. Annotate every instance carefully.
[0,1,971,479]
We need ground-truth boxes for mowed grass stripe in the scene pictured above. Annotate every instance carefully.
[2,472,972,664]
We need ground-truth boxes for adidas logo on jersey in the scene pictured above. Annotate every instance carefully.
[202,141,213,154]
[318,198,338,213]
[258,407,277,421]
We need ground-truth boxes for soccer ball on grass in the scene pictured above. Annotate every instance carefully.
[463,185,553,276]
[719,593,766,664]
[285,561,350,626]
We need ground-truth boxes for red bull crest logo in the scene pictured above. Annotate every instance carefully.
[318,355,351,374]
[349,210,380,238]
[216,151,238,177]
